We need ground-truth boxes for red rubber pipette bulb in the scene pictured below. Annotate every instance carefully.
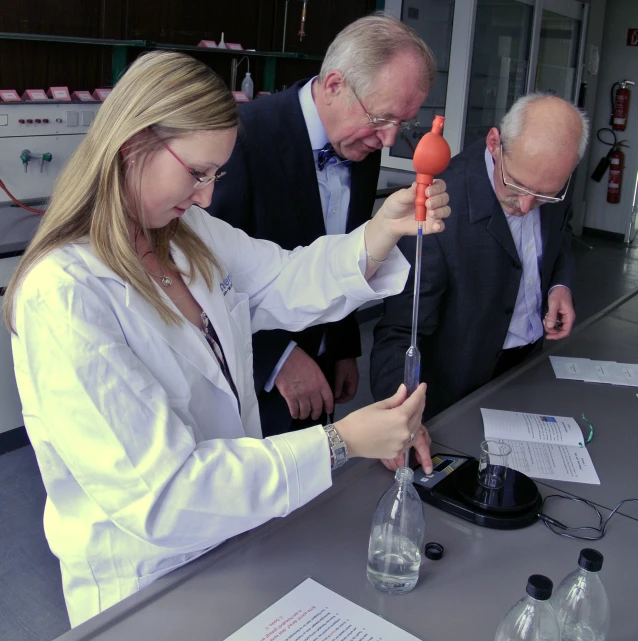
[413,115,451,221]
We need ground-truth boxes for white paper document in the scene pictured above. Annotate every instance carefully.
[549,356,601,382]
[224,578,421,641]
[549,356,638,387]
[481,408,600,485]
[593,361,629,385]
[617,363,638,387]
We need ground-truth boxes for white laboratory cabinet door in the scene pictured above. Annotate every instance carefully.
[0,256,24,434]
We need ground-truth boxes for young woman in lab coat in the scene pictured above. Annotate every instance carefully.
[3,52,449,627]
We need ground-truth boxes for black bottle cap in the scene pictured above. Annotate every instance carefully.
[526,575,553,601]
[579,548,604,572]
[424,542,444,560]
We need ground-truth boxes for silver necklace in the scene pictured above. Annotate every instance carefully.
[149,270,173,287]
[144,264,173,287]
[140,249,173,287]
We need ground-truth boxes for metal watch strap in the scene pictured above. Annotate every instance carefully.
[323,423,348,470]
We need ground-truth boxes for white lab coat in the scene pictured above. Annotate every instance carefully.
[11,206,409,627]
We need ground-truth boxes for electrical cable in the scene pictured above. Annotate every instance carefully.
[538,495,638,541]
[596,127,617,148]
[590,128,628,182]
[0,179,46,214]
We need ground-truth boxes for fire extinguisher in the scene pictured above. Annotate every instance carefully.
[610,80,635,131]
[607,143,627,204]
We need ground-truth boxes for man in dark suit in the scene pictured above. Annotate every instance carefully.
[371,94,590,465]
[209,14,439,436]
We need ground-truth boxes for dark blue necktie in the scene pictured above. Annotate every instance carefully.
[317,142,353,171]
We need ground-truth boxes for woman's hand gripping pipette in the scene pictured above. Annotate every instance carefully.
[362,180,450,280]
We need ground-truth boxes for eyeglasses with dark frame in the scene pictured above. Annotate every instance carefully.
[163,143,226,190]
[499,143,571,204]
[349,84,420,132]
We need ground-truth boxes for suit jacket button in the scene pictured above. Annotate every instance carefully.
[513,261,521,269]
[505,307,514,315]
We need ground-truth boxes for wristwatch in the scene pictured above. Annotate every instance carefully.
[323,423,348,470]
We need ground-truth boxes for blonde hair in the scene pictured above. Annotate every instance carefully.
[4,51,238,332]
[318,13,436,103]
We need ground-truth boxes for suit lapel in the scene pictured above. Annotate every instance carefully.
[540,202,555,257]
[539,200,565,292]
[273,83,326,243]
[465,142,520,265]
[486,209,520,265]
[347,150,381,233]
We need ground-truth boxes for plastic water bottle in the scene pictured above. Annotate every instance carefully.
[217,32,227,49]
[494,575,560,641]
[552,549,610,641]
[366,467,425,594]
[241,72,254,100]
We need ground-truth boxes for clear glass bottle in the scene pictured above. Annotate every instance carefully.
[552,549,610,641]
[366,467,425,594]
[494,575,560,641]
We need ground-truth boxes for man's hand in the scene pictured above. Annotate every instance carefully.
[334,358,359,404]
[380,424,433,474]
[544,286,575,341]
[275,346,334,421]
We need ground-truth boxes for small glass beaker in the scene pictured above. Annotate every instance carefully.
[478,440,511,489]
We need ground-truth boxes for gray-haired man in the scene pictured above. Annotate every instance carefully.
[209,13,447,458]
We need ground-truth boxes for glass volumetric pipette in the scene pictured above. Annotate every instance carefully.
[403,223,423,468]
[403,114,451,468]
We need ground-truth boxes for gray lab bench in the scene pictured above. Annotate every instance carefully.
[53,463,637,641]
[55,291,638,640]
[427,289,638,520]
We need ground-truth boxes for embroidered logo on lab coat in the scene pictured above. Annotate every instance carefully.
[219,275,233,296]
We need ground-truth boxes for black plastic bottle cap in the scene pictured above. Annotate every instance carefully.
[424,542,444,560]
[526,575,553,601]
[579,548,604,572]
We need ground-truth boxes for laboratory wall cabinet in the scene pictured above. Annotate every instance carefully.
[382,0,588,169]
[0,0,377,96]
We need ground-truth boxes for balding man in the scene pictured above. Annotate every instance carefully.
[371,94,590,455]
[209,14,446,438]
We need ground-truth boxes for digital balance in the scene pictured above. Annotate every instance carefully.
[413,453,542,529]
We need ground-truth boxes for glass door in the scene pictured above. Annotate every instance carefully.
[534,0,586,101]
[463,0,534,148]
[381,0,589,167]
